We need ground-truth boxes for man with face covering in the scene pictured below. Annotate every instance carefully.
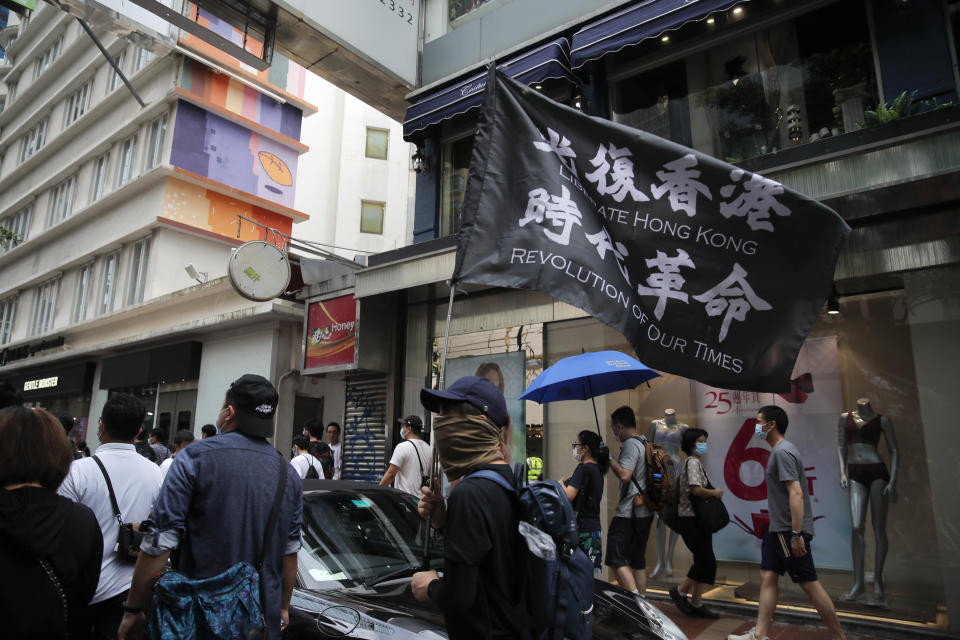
[410,376,525,640]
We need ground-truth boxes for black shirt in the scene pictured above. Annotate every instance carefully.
[430,463,525,640]
[569,461,603,533]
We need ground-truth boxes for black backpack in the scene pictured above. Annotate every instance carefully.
[304,456,321,480]
[135,440,158,464]
[307,441,334,479]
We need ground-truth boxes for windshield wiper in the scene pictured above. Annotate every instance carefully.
[362,564,423,588]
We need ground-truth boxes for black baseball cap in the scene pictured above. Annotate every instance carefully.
[227,374,278,438]
[420,375,509,428]
[399,415,423,432]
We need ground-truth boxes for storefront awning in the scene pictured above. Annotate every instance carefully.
[570,0,749,69]
[403,37,575,140]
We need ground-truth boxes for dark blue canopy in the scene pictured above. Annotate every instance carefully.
[570,0,749,69]
[403,38,575,140]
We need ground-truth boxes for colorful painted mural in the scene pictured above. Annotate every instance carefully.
[171,100,298,208]
[179,59,302,140]
[160,177,293,241]
[179,4,308,103]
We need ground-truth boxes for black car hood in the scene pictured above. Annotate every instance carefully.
[290,581,447,637]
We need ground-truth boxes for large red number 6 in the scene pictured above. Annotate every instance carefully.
[723,418,769,501]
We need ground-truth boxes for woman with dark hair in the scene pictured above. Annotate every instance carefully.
[0,406,103,639]
[563,430,610,573]
[669,427,722,619]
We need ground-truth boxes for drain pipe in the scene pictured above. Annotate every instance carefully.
[274,369,300,443]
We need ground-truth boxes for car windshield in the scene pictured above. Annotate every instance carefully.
[297,488,444,590]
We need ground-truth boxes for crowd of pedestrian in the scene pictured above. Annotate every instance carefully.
[0,372,848,640]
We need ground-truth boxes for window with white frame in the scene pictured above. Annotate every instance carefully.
[33,36,63,80]
[116,134,138,186]
[90,152,110,201]
[18,117,48,163]
[0,296,16,345]
[1,204,33,253]
[98,251,120,315]
[7,81,17,104]
[72,263,92,323]
[126,237,151,305]
[29,278,59,336]
[108,50,127,93]
[63,80,92,128]
[46,175,77,227]
[133,46,153,72]
[144,112,168,170]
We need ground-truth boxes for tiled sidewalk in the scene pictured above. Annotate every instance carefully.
[655,600,889,640]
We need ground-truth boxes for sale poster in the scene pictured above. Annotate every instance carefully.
[694,336,852,569]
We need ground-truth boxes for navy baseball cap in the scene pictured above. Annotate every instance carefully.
[420,375,509,427]
[228,374,277,438]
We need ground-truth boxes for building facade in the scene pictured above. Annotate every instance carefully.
[0,3,315,449]
[326,0,960,631]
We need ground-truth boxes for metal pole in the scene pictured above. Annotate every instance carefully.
[75,18,146,108]
[586,377,602,437]
[422,282,457,568]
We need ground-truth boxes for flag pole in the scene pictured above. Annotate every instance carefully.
[422,281,457,568]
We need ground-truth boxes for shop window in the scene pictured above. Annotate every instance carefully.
[365,127,389,159]
[440,134,474,236]
[360,200,385,234]
[18,117,48,164]
[33,35,63,81]
[126,237,151,305]
[63,80,92,128]
[98,251,120,315]
[90,152,111,201]
[144,112,168,170]
[29,278,59,336]
[449,0,506,26]
[116,134,138,186]
[0,204,33,253]
[73,263,92,323]
[108,50,127,93]
[46,175,77,227]
[0,296,16,345]
[610,1,879,162]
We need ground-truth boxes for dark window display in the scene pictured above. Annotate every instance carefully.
[440,134,474,237]
[611,2,879,162]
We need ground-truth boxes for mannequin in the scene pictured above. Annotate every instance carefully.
[648,408,687,579]
[837,398,898,606]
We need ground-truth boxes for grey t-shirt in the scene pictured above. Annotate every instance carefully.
[765,439,815,535]
[615,436,651,519]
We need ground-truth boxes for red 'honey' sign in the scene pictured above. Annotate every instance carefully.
[305,295,357,370]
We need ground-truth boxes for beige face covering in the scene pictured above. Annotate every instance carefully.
[432,414,504,481]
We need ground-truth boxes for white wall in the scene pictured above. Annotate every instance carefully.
[195,327,278,432]
[293,72,414,260]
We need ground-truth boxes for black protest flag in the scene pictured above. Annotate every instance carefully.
[453,68,850,392]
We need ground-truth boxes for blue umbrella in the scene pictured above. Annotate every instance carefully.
[521,350,660,434]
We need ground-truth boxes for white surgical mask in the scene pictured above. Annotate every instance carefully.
[755,423,767,439]
[571,448,583,462]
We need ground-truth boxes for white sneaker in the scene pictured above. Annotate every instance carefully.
[727,628,769,640]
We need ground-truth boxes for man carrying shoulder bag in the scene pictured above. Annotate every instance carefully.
[58,394,161,640]
[119,375,303,640]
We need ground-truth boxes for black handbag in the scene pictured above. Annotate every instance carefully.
[93,456,144,561]
[691,478,729,533]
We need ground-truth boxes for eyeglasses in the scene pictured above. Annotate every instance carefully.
[571,442,583,448]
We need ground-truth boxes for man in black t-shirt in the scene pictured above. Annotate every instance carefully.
[411,376,525,640]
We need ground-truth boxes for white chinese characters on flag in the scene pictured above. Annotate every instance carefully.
[453,69,850,392]
[695,336,852,569]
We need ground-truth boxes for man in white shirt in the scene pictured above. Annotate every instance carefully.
[290,435,324,479]
[379,415,431,496]
[58,393,160,639]
[158,429,195,487]
[326,421,343,480]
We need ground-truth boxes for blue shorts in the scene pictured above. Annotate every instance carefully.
[761,531,818,583]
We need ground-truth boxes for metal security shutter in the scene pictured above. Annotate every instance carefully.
[342,373,388,482]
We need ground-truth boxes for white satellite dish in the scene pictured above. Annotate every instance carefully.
[228,241,291,301]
